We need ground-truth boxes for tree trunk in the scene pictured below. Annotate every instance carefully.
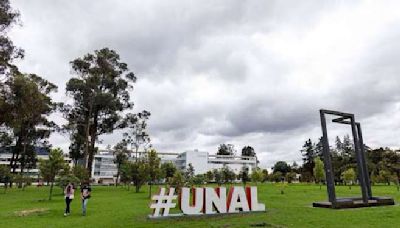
[87,111,98,178]
[49,181,54,200]
[149,182,152,198]
[115,172,119,187]
[135,145,139,161]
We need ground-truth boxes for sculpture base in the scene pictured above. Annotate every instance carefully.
[313,197,395,209]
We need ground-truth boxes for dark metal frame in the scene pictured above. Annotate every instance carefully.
[315,109,394,209]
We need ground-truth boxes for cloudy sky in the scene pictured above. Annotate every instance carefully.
[8,0,400,168]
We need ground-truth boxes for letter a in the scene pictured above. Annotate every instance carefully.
[227,186,250,213]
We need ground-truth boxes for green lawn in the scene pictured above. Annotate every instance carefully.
[0,183,399,228]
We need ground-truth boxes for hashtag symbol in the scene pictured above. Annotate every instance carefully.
[150,188,177,217]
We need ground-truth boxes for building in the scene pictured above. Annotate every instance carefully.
[91,149,258,184]
[176,149,258,175]
[0,147,72,179]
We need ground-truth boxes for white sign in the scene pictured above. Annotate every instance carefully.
[149,186,265,218]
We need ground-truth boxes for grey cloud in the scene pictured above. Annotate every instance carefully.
[9,0,400,167]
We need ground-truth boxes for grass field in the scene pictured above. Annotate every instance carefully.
[0,183,399,228]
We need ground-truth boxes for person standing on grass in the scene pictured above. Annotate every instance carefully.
[64,182,75,216]
[81,182,91,216]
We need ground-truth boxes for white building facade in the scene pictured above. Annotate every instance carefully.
[0,147,72,179]
[176,150,258,175]
[91,149,258,183]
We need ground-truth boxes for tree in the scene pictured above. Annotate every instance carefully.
[291,161,299,173]
[39,148,67,200]
[161,162,176,183]
[285,172,297,183]
[13,174,32,190]
[121,160,149,193]
[217,144,235,156]
[335,136,343,152]
[241,146,255,159]
[313,157,325,189]
[342,168,356,189]
[113,141,129,186]
[315,137,324,158]
[341,135,356,168]
[238,166,250,185]
[261,169,269,182]
[184,163,195,183]
[251,168,263,185]
[123,110,151,160]
[0,73,57,179]
[269,171,283,183]
[378,169,392,186]
[221,165,236,184]
[213,169,223,186]
[273,161,290,175]
[191,174,205,185]
[0,165,12,193]
[72,165,89,184]
[169,170,184,193]
[0,0,24,80]
[147,149,161,198]
[205,170,214,183]
[57,172,80,191]
[300,139,315,181]
[63,48,136,176]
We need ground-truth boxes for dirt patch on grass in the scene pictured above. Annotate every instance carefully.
[14,208,49,217]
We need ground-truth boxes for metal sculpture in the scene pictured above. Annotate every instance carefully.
[313,109,394,209]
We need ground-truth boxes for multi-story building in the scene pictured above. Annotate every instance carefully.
[0,147,72,179]
[176,149,258,175]
[91,149,258,184]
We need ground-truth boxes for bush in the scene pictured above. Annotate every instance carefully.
[191,174,205,185]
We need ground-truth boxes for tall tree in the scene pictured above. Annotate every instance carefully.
[300,139,315,181]
[335,136,343,152]
[113,141,129,186]
[123,110,151,160]
[184,163,195,182]
[0,73,57,179]
[39,148,67,200]
[147,149,161,198]
[342,135,355,167]
[63,48,136,175]
[0,0,24,80]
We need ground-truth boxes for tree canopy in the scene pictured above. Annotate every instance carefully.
[62,48,137,175]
